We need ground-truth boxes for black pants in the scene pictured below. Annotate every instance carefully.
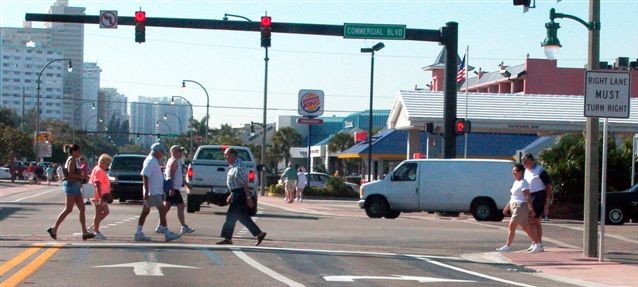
[221,189,261,239]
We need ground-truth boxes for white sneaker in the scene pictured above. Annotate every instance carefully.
[155,225,167,234]
[538,243,544,252]
[134,232,151,242]
[87,226,95,234]
[527,243,535,251]
[94,232,107,240]
[165,231,181,242]
[180,225,195,234]
[529,244,543,254]
[496,245,511,252]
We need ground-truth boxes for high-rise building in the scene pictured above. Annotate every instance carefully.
[47,0,85,128]
[1,25,66,122]
[130,96,158,148]
[129,96,191,148]
[100,88,128,125]
[82,62,100,131]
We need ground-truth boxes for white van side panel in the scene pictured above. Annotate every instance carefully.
[418,161,512,212]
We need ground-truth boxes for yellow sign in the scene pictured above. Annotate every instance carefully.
[36,131,53,142]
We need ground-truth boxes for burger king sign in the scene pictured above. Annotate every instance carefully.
[298,89,324,117]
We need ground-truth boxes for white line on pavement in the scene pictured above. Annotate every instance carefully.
[410,255,538,287]
[232,249,306,287]
[458,220,581,249]
[258,201,332,216]
[546,223,638,244]
[11,188,57,202]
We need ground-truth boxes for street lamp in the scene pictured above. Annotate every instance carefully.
[85,115,102,162]
[223,13,252,22]
[182,80,210,141]
[541,4,601,259]
[361,42,384,182]
[171,96,194,155]
[156,120,171,134]
[34,58,72,162]
[164,112,183,135]
[72,101,95,143]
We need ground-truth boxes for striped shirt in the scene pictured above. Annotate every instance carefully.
[227,158,248,190]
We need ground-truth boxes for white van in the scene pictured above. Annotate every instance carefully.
[358,159,514,221]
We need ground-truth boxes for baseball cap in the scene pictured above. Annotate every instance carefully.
[170,145,184,151]
[150,143,166,153]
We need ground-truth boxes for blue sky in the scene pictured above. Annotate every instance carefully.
[1,0,637,127]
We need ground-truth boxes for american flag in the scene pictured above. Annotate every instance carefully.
[456,55,466,83]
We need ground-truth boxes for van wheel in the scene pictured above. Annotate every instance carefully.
[187,195,198,213]
[491,211,505,222]
[384,210,401,219]
[118,197,126,203]
[365,197,388,218]
[472,199,496,221]
[606,206,625,225]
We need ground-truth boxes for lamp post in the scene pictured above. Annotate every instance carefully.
[85,115,102,162]
[156,120,171,134]
[541,3,601,258]
[72,101,95,143]
[164,112,183,135]
[34,58,72,161]
[171,96,194,155]
[182,80,209,141]
[361,42,384,182]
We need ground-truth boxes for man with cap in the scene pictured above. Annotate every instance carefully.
[157,145,195,235]
[134,143,181,242]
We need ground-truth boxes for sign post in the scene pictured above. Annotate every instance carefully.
[584,70,631,262]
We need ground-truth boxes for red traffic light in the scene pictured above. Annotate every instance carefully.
[455,119,471,134]
[456,121,465,132]
[260,16,272,28]
[135,11,146,22]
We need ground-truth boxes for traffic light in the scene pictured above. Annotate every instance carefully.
[455,119,471,135]
[134,11,146,43]
[260,16,272,48]
[513,0,531,6]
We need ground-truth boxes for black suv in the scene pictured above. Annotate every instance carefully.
[109,154,147,202]
[605,183,638,225]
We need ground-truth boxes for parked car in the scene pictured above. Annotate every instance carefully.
[0,167,11,179]
[307,172,360,195]
[604,183,638,225]
[358,159,513,220]
[108,154,146,202]
[9,161,26,181]
[186,145,258,215]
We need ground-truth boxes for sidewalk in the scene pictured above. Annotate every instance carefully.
[500,247,638,287]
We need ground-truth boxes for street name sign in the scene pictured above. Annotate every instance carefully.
[584,71,631,118]
[344,23,406,40]
[297,117,324,125]
[99,10,118,29]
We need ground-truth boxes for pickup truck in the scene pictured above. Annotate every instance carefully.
[186,145,259,215]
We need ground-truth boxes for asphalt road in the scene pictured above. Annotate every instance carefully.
[1,181,635,287]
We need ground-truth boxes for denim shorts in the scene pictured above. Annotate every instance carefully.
[63,180,82,196]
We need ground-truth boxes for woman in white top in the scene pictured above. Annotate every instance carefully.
[296,167,308,202]
[497,164,538,252]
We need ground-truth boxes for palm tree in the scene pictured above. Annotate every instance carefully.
[271,127,302,167]
[190,116,208,139]
[328,132,355,175]
[213,123,242,145]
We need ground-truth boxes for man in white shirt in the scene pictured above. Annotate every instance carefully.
[159,145,195,235]
[134,143,181,242]
[522,153,553,253]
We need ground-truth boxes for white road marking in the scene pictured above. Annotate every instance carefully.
[11,188,57,202]
[258,201,332,216]
[410,255,538,287]
[232,249,306,287]
[458,220,580,249]
[546,223,638,244]
[324,275,475,283]
[93,261,198,276]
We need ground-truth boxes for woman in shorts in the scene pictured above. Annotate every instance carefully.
[496,163,536,252]
[89,154,112,240]
[46,144,95,241]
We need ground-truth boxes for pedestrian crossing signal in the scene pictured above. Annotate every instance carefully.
[455,119,471,135]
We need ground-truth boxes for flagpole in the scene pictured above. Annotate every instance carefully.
[464,45,469,158]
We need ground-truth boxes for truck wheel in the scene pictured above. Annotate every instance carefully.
[472,199,496,221]
[118,197,126,203]
[491,211,505,222]
[187,195,198,213]
[384,210,401,219]
[606,206,625,225]
[365,197,388,218]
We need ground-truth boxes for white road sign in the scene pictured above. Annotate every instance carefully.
[99,10,118,29]
[584,71,631,118]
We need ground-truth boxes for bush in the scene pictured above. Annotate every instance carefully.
[267,181,357,198]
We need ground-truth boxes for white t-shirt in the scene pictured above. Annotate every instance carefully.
[164,158,183,190]
[510,179,530,203]
[141,154,164,195]
[525,165,549,193]
[296,172,307,188]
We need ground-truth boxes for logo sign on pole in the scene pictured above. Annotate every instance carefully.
[296,117,324,125]
[344,23,406,40]
[99,10,118,29]
[584,71,631,118]
[35,131,53,142]
[37,142,52,158]
[298,89,324,117]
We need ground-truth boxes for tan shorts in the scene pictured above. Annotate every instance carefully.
[285,180,297,193]
[510,202,530,223]
[143,194,164,209]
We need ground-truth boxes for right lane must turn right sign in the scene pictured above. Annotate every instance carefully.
[584,71,631,118]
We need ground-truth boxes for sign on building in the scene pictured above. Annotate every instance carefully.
[298,89,324,117]
[584,71,631,118]
[99,10,118,29]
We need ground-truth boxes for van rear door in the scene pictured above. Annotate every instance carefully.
[387,162,419,211]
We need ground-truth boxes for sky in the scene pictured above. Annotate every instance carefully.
[1,0,637,128]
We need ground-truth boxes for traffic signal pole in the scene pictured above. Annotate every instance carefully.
[26,14,459,159]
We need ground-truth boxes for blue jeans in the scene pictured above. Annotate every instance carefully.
[221,189,261,240]
[63,180,82,196]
